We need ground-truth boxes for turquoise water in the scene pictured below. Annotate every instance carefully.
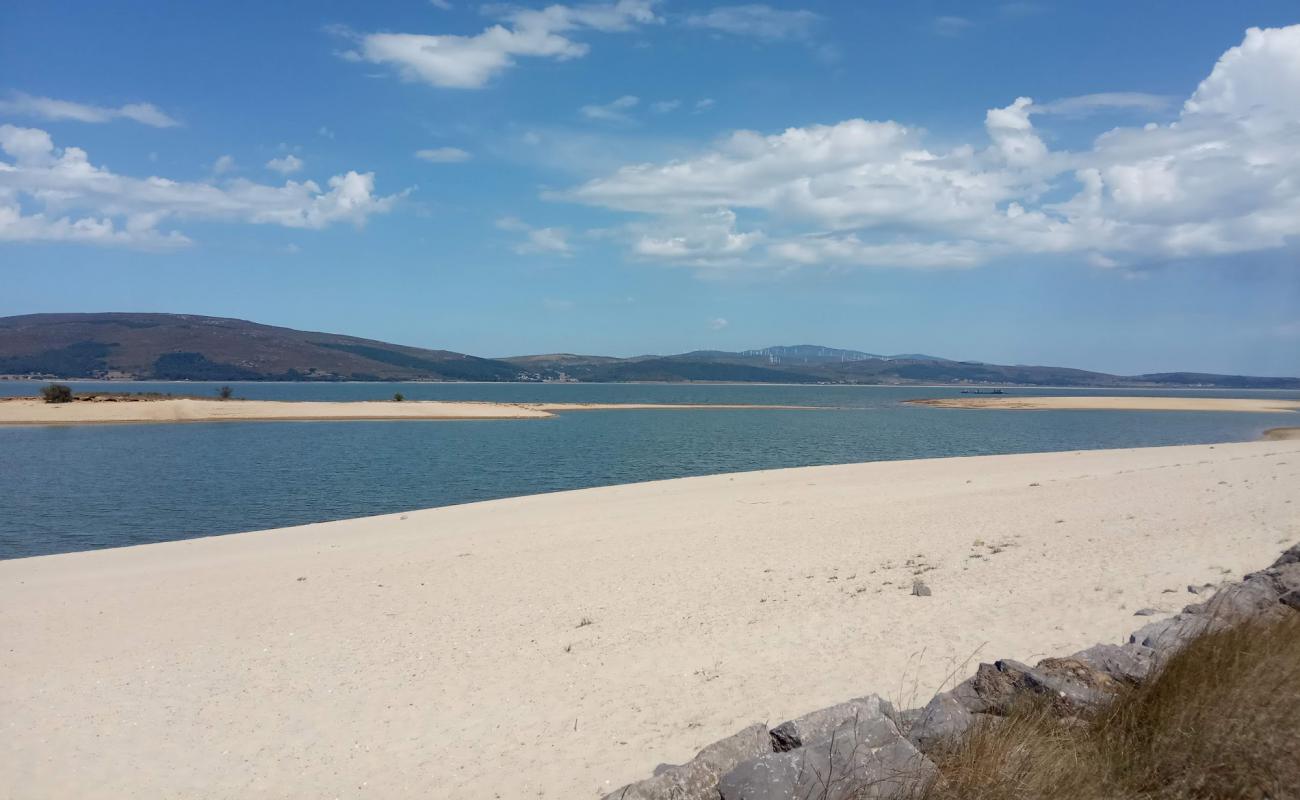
[1,381,1296,559]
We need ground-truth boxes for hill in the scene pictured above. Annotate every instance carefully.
[0,313,525,381]
[2,313,1297,387]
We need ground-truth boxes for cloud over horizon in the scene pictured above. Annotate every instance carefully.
[559,24,1300,272]
[0,125,401,248]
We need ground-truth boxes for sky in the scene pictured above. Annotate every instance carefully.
[1,1,1299,376]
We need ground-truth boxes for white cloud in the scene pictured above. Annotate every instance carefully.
[694,98,716,112]
[415,146,472,163]
[685,5,821,41]
[709,317,728,330]
[0,92,180,128]
[1033,92,1174,117]
[580,94,639,123]
[340,0,659,89]
[266,154,304,174]
[430,0,453,8]
[933,16,973,37]
[556,24,1300,272]
[0,125,400,249]
[651,99,681,113]
[212,154,236,174]
[495,216,572,255]
[318,126,336,139]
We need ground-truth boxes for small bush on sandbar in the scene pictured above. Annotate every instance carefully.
[41,384,73,404]
[217,385,233,400]
[393,392,405,402]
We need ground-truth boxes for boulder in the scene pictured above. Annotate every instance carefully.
[904,690,973,752]
[602,723,771,800]
[1272,542,1300,568]
[719,714,937,800]
[1281,590,1300,611]
[769,695,894,753]
[951,658,1111,716]
[1070,642,1155,684]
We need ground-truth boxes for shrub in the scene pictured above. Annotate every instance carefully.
[393,392,405,402]
[217,385,233,400]
[40,383,73,404]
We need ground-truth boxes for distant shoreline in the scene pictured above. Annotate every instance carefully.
[3,376,1300,392]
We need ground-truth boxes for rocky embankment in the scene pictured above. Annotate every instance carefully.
[602,543,1300,800]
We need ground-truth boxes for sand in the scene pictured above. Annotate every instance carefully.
[0,398,817,426]
[909,396,1300,413]
[2,441,1298,799]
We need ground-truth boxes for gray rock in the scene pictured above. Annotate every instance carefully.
[1281,590,1300,611]
[1187,583,1215,595]
[1199,576,1282,620]
[1129,615,1207,650]
[602,723,771,800]
[719,715,937,800]
[1070,642,1155,684]
[1133,607,1160,616]
[911,580,931,597]
[769,695,893,753]
[951,657,1112,716]
[905,690,973,753]
[1272,542,1300,568]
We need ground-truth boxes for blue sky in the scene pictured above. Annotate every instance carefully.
[2,1,1298,375]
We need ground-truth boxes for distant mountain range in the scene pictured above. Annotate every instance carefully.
[2,313,1297,389]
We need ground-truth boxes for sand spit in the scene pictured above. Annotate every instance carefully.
[2,440,1298,798]
[0,397,821,426]
[908,396,1300,413]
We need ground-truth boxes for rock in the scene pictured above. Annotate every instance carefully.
[719,715,937,800]
[1129,616,1193,649]
[1187,583,1215,595]
[911,580,931,597]
[1070,642,1155,684]
[769,695,893,753]
[952,658,1112,716]
[1281,590,1300,611]
[905,691,973,753]
[602,723,771,800]
[1272,542,1300,568]
[1133,608,1160,616]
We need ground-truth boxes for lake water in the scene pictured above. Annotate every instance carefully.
[2,380,1297,559]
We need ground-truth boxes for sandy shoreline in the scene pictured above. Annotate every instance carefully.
[908,396,1300,413]
[0,398,820,426]
[2,441,1298,798]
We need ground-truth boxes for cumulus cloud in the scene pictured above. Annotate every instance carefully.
[0,125,400,248]
[0,92,180,128]
[709,317,728,330]
[415,146,471,163]
[558,24,1300,272]
[265,154,304,174]
[685,5,821,41]
[580,94,639,123]
[339,0,659,89]
[496,216,572,255]
[651,99,681,113]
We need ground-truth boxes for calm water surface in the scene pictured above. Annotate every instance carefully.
[2,381,1296,559]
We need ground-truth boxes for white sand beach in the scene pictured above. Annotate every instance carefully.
[0,398,816,426]
[2,441,1298,799]
[908,396,1300,413]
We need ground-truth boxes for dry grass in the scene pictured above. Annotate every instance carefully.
[911,612,1300,800]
